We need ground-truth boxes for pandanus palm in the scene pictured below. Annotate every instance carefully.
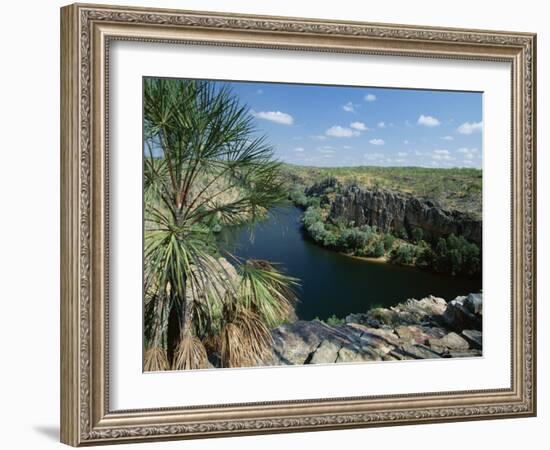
[143,78,297,370]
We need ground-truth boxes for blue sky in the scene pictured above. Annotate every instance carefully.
[223,80,483,169]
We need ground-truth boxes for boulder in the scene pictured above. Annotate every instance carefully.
[309,340,341,364]
[428,332,470,352]
[270,321,327,365]
[461,329,482,349]
[441,295,482,331]
[465,293,483,315]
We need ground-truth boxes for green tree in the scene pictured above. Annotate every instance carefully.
[143,78,297,370]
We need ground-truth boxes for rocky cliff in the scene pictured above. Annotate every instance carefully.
[329,185,482,246]
[265,293,482,365]
[306,180,481,246]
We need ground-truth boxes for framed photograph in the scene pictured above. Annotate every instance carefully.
[60,3,536,446]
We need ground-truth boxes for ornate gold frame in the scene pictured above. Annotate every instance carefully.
[60,3,536,446]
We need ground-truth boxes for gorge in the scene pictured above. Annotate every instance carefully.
[220,205,481,321]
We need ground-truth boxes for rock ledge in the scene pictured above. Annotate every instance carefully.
[266,293,482,366]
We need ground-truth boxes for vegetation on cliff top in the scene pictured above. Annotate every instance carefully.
[281,163,482,219]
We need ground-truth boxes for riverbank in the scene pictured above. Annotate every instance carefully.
[344,253,388,264]
[264,292,483,365]
[296,179,482,278]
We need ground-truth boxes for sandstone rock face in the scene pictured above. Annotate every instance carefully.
[267,293,483,366]
[323,185,481,246]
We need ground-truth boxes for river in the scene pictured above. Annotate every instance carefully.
[219,205,482,321]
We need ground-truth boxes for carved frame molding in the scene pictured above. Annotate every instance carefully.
[60,3,536,446]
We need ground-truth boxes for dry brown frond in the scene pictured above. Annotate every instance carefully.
[220,309,273,368]
[202,334,221,355]
[144,347,169,372]
[172,333,210,370]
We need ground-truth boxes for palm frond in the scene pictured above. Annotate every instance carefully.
[143,77,300,370]
[237,259,299,328]
[144,347,169,372]
[220,308,273,368]
[172,333,210,370]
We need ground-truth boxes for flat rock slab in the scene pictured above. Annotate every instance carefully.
[336,345,381,363]
[428,332,470,351]
[309,339,341,364]
[393,344,442,360]
[395,325,430,345]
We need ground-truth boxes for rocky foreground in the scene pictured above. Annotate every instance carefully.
[265,293,482,365]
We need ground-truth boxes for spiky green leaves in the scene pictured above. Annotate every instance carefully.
[143,78,297,371]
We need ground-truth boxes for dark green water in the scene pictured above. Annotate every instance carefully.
[220,206,481,321]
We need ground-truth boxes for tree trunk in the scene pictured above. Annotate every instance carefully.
[151,295,170,349]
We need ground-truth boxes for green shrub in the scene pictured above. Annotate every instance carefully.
[383,233,395,251]
[371,240,385,257]
[339,228,371,251]
[411,227,424,243]
[302,206,322,228]
[289,189,308,207]
[325,315,345,326]
[389,243,417,265]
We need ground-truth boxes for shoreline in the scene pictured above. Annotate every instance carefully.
[342,253,389,264]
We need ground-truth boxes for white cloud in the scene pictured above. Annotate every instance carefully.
[364,94,376,102]
[398,152,408,157]
[403,140,409,145]
[310,135,327,140]
[457,121,483,134]
[343,145,352,150]
[432,149,454,161]
[377,121,386,128]
[457,147,479,160]
[325,125,360,138]
[369,138,385,146]
[364,152,384,160]
[293,147,305,152]
[342,102,355,112]
[317,146,335,153]
[252,110,294,125]
[417,115,441,127]
[350,121,368,131]
[442,135,454,141]
[457,147,478,154]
